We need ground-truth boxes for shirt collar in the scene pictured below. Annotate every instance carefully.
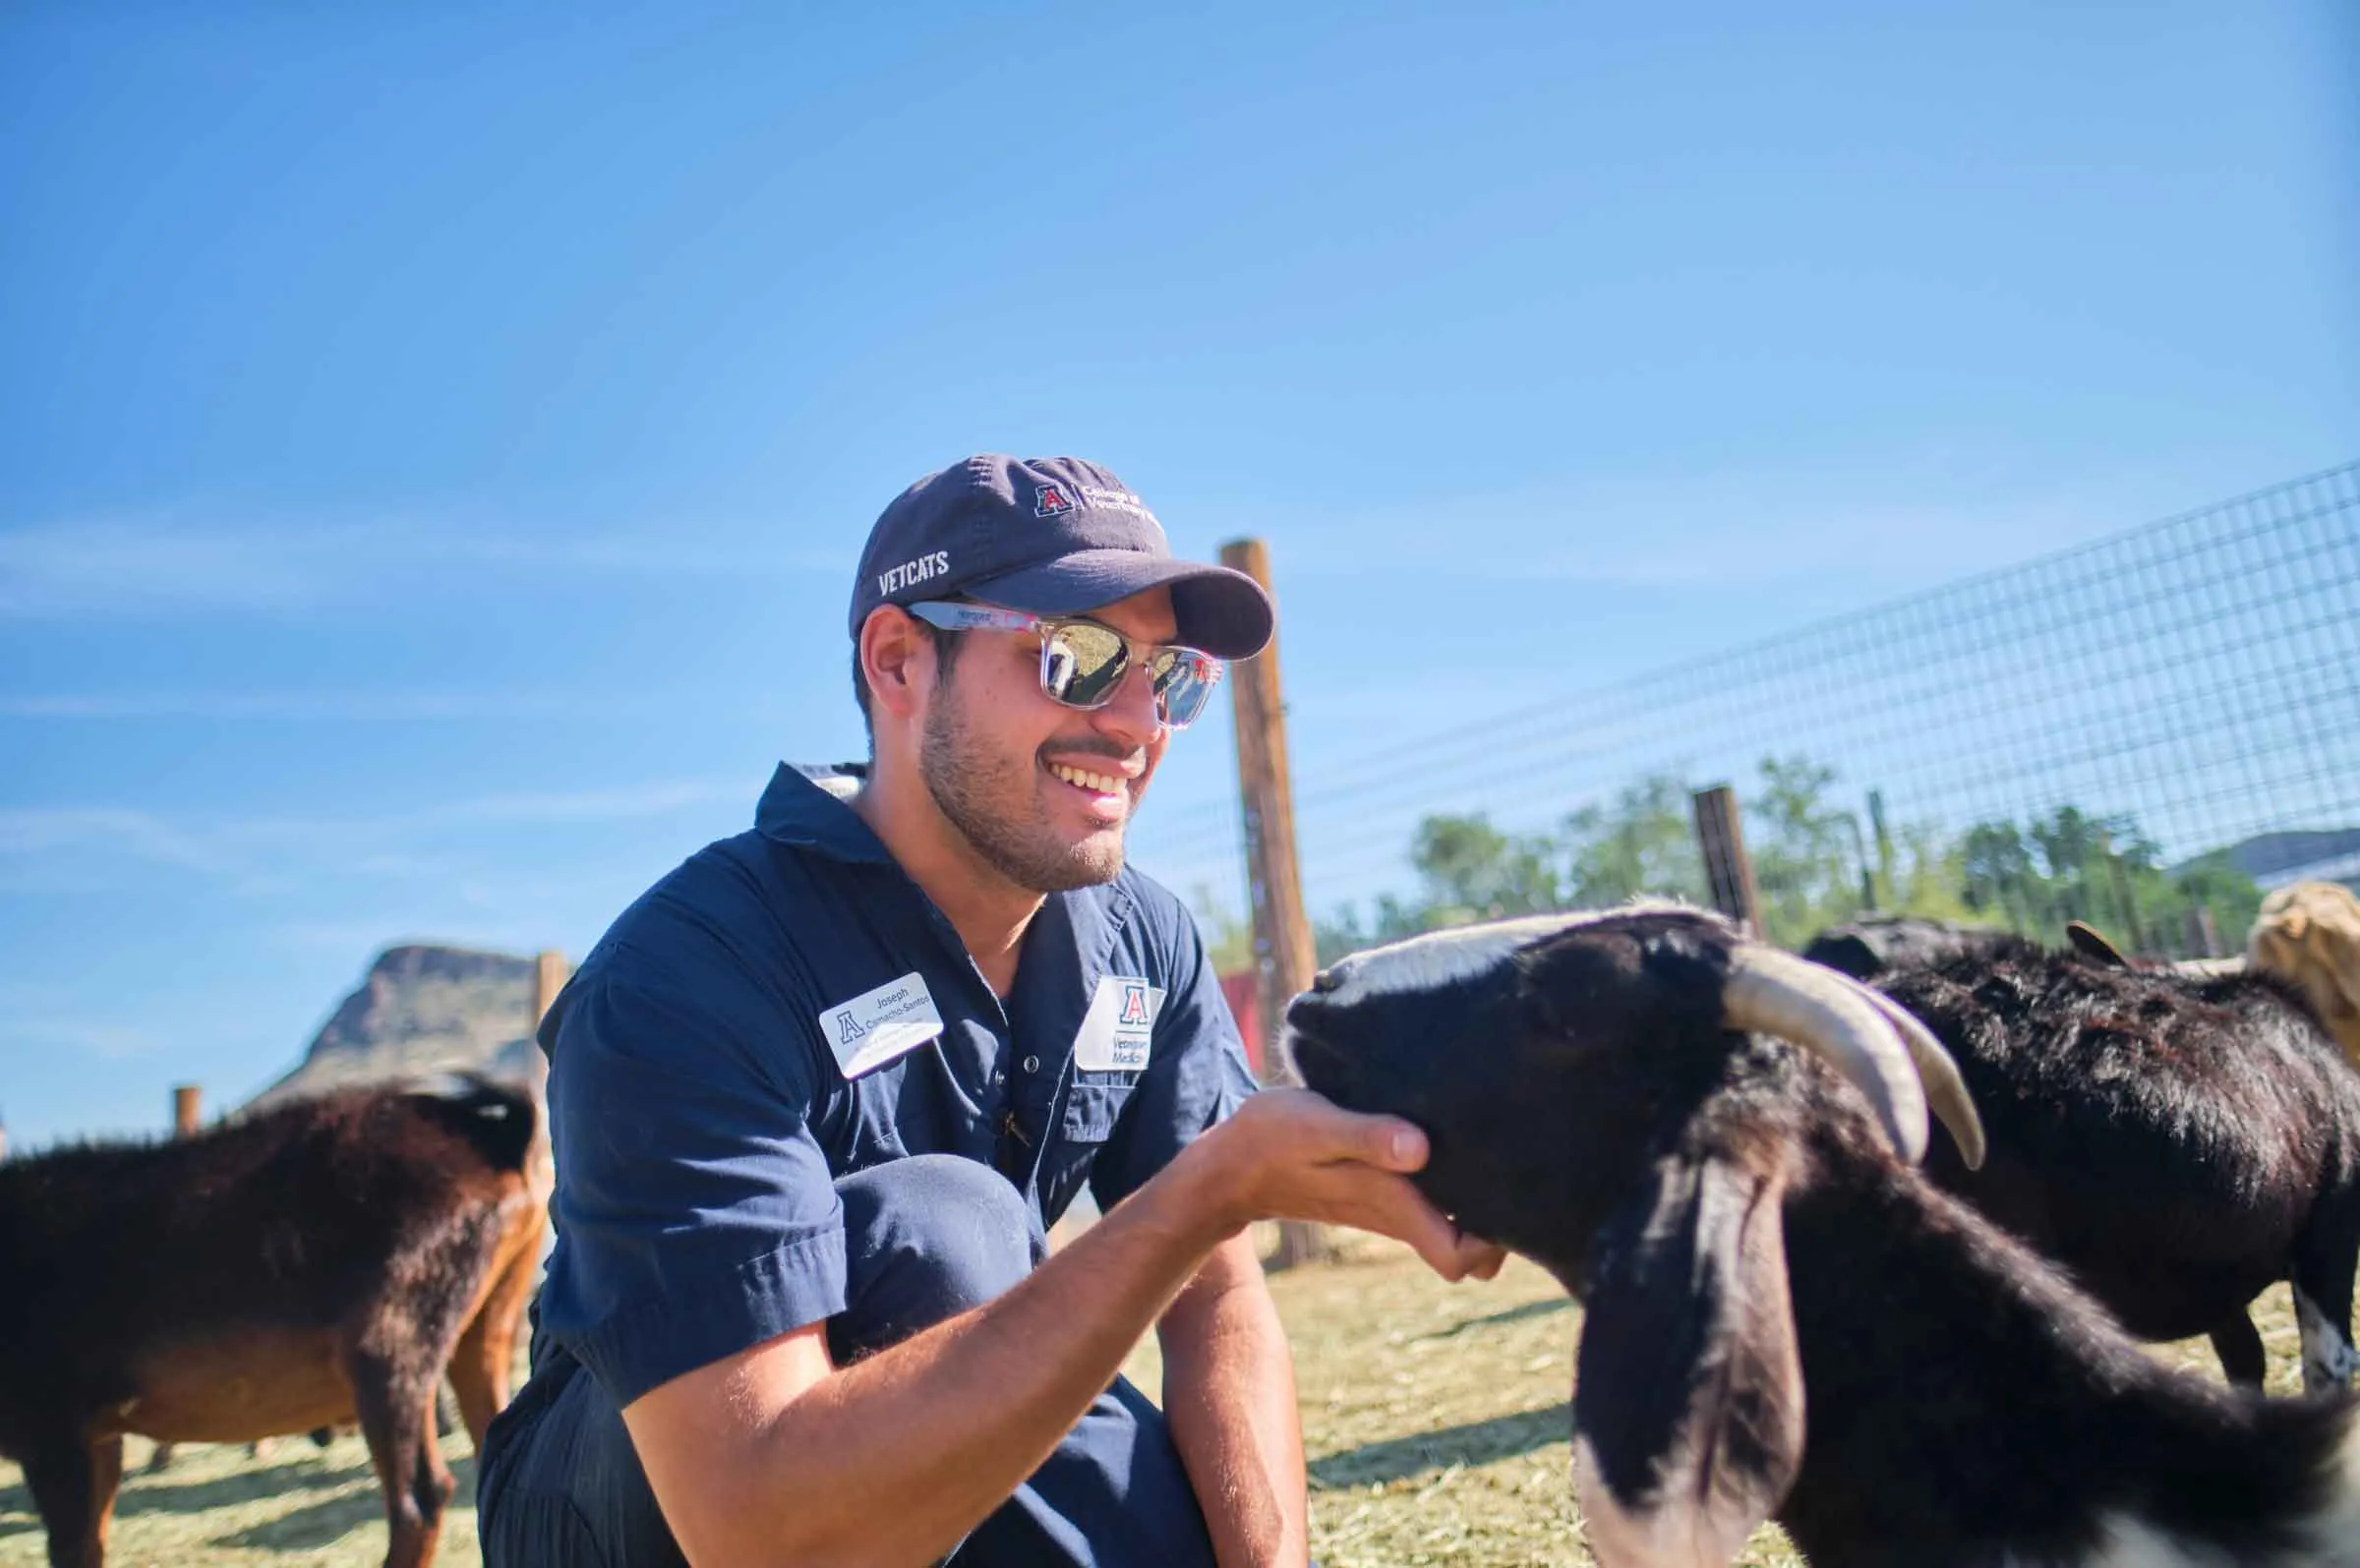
[752,763,1144,940]
[752,763,894,864]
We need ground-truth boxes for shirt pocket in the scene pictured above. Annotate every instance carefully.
[1060,1075,1138,1144]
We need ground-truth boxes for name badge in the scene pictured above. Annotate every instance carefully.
[819,972,943,1079]
[1073,976,1166,1073]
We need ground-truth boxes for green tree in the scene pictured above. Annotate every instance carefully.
[1746,755,1870,947]
[1190,885,1257,973]
[1956,806,2262,955]
[1407,813,1564,921]
[1561,775,1709,906]
[1307,758,2266,966]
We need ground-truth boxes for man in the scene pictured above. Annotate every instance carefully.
[478,455,1502,1567]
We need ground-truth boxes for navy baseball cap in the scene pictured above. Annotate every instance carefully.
[849,455,1274,661]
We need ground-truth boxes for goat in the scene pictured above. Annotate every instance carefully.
[2252,882,2360,1070]
[1799,914,2012,980]
[1819,921,2360,1394]
[0,1074,547,1568]
[1287,905,2360,1568]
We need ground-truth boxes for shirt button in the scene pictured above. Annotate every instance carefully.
[991,1069,1006,1086]
[1021,1056,1040,1074]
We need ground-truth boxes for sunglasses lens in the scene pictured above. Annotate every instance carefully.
[1041,623,1129,708]
[1149,651,1219,729]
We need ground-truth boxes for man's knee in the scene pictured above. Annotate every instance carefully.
[835,1154,1040,1359]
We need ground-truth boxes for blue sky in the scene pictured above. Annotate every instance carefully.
[3,1,2354,1150]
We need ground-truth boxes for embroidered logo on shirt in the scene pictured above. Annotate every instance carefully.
[1074,976,1165,1073]
[819,972,943,1079]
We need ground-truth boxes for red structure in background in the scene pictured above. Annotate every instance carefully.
[1218,970,1266,1075]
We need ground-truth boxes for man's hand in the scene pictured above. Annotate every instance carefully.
[623,1087,1499,1567]
[1180,1087,1507,1282]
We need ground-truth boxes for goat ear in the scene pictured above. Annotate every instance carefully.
[1572,1151,1804,1568]
[2065,920,2132,967]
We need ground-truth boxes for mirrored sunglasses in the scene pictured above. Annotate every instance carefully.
[905,602,1225,729]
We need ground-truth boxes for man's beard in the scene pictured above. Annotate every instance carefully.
[919,688,1130,894]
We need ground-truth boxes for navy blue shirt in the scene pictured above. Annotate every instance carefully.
[536,764,1259,1408]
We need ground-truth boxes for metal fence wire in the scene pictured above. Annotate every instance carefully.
[1128,461,2360,950]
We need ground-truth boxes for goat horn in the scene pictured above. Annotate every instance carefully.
[1850,983,1988,1172]
[2172,957,2247,979]
[1722,945,1932,1165]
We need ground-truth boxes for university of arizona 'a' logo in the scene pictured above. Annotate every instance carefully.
[835,1010,866,1045]
[1034,483,1075,517]
[1118,982,1150,1026]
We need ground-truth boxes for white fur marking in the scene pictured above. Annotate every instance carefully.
[2017,1421,2360,1567]
[1322,901,1699,1012]
[2064,1513,2246,1568]
[1572,1432,1755,1568]
[2295,1283,2360,1393]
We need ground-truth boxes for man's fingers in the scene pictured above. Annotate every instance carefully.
[1247,1086,1433,1175]
[1460,1238,1509,1281]
[1367,1193,1507,1283]
[1367,1118,1428,1173]
[1332,1173,1494,1280]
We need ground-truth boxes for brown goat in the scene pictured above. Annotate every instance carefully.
[0,1074,546,1568]
[2252,881,2360,1069]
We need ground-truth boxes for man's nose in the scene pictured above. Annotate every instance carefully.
[1090,660,1165,745]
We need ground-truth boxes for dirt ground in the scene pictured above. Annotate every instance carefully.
[0,1240,2315,1567]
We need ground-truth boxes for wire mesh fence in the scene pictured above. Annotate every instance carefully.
[1129,460,2360,954]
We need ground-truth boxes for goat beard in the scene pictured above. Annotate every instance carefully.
[919,684,1129,895]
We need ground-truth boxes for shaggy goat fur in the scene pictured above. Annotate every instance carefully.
[1288,906,2360,1568]
[0,1075,546,1568]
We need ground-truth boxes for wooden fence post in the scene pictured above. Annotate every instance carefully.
[1219,538,1331,1269]
[523,951,567,1212]
[2183,904,2221,959]
[149,1084,208,1468]
[1691,785,1762,936]
[529,951,567,1102]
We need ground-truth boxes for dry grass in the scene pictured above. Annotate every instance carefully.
[0,1246,2316,1566]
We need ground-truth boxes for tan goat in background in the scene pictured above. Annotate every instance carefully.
[2250,881,2360,1069]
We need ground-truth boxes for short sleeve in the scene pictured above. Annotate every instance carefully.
[1089,906,1259,1212]
[538,963,847,1408]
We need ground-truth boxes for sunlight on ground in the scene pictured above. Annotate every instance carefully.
[0,1244,2313,1566]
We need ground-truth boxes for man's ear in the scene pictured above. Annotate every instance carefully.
[858,607,935,724]
[1571,1146,1804,1568]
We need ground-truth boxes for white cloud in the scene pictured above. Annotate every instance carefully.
[0,518,333,615]
[0,512,847,619]
[0,689,630,721]
[0,781,742,882]
[0,806,240,875]
[3,1017,161,1062]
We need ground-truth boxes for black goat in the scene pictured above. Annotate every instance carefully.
[1288,906,2360,1568]
[1837,925,2360,1393]
[0,1075,547,1568]
[1799,914,2012,980]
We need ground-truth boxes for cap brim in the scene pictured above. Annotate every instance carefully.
[964,552,1274,660]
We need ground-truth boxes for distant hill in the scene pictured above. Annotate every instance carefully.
[250,944,543,1109]
[2204,828,2360,890]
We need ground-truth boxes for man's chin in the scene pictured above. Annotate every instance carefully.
[1051,837,1127,891]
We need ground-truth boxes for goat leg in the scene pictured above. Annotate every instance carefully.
[2208,1311,2267,1387]
[20,1429,119,1568]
